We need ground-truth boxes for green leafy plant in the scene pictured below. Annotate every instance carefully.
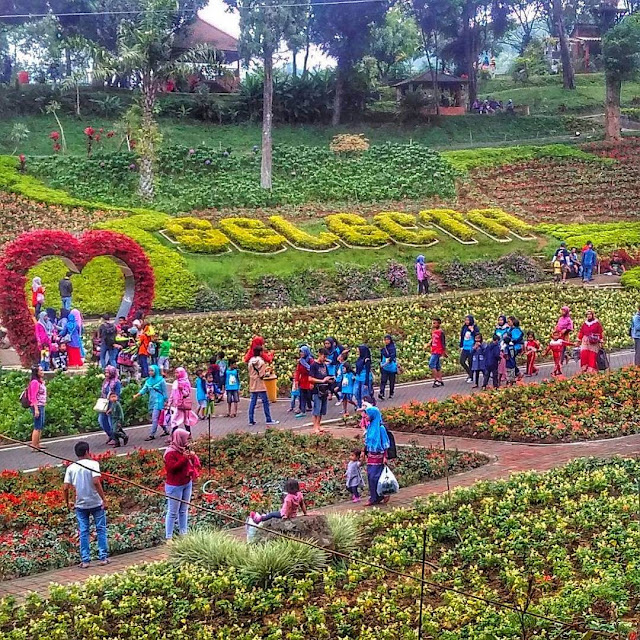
[169,530,244,569]
[326,513,362,556]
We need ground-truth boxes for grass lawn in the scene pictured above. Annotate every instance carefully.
[2,112,586,157]
[183,220,545,291]
[479,72,640,115]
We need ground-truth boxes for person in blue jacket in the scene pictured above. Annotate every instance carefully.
[378,334,397,400]
[494,315,508,341]
[355,344,372,408]
[581,242,597,283]
[336,361,357,416]
[483,334,502,389]
[459,315,480,383]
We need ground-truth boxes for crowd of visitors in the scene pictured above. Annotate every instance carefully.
[428,305,607,390]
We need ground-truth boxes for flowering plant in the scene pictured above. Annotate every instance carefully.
[0,229,154,366]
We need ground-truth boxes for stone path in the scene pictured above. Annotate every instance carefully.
[0,348,638,601]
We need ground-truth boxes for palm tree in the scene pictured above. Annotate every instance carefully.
[94,0,222,200]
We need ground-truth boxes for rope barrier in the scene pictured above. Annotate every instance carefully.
[0,431,620,637]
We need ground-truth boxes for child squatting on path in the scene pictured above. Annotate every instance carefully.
[250,479,307,523]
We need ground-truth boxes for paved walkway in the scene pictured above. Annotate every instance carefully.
[0,348,635,472]
[0,348,637,601]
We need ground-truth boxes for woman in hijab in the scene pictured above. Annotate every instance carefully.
[294,345,314,417]
[35,312,52,352]
[577,310,604,373]
[355,344,372,409]
[555,306,574,364]
[98,365,121,445]
[31,277,45,317]
[415,255,429,294]
[494,315,508,341]
[359,402,391,506]
[243,336,274,364]
[63,308,84,368]
[169,367,198,431]
[135,364,169,441]
[459,315,480,383]
[57,308,70,334]
[163,428,200,539]
[378,334,397,401]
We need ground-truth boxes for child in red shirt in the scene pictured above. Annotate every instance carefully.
[543,330,573,376]
[525,331,541,377]
[429,317,447,388]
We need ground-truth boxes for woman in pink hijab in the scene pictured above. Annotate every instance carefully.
[163,428,200,539]
[555,306,574,364]
[169,367,198,431]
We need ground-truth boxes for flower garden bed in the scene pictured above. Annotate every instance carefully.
[0,430,486,580]
[383,366,640,443]
[150,285,636,383]
[1,457,638,638]
[471,138,640,224]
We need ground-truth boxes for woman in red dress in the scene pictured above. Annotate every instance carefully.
[577,310,603,373]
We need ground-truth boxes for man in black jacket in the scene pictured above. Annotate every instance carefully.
[58,272,74,311]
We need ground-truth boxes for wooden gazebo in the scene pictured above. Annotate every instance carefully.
[393,72,468,114]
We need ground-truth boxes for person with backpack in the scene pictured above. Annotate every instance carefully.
[248,346,280,427]
[309,347,333,435]
[169,367,198,432]
[134,365,169,441]
[98,314,118,370]
[24,365,47,451]
[378,334,398,401]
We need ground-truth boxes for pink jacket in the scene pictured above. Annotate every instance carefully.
[555,316,573,334]
[35,323,51,349]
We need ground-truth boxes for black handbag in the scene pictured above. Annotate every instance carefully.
[596,349,610,371]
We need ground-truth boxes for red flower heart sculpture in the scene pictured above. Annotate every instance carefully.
[0,230,155,366]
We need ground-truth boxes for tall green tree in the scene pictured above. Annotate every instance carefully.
[602,13,640,141]
[311,0,389,125]
[95,0,220,199]
[367,6,421,80]
[226,0,306,188]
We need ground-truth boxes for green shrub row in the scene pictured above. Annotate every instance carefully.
[538,221,640,253]
[325,213,390,247]
[420,209,476,242]
[268,215,338,250]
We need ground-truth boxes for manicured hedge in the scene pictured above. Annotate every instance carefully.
[420,209,476,242]
[373,211,438,245]
[268,215,338,250]
[538,221,640,252]
[218,217,287,253]
[325,213,390,247]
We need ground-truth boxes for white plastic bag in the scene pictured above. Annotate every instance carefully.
[377,465,399,496]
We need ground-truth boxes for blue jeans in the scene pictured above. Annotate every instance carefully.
[261,511,283,522]
[31,405,45,431]
[367,463,384,504]
[61,296,72,310]
[165,481,192,539]
[98,412,113,438]
[149,408,164,436]
[248,391,273,424]
[76,506,108,563]
[99,344,117,369]
[583,264,593,281]
[138,354,149,378]
[355,380,372,408]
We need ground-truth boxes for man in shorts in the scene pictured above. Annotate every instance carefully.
[309,348,333,434]
[429,317,447,387]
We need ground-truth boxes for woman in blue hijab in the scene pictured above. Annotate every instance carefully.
[355,344,372,409]
[378,334,397,401]
[360,403,391,506]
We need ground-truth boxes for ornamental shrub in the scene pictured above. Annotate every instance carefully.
[268,215,338,250]
[373,211,438,246]
[218,217,287,253]
[465,211,511,239]
[326,213,390,247]
[420,209,476,242]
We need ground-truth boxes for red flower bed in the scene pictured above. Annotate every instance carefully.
[0,229,154,365]
[472,138,640,223]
